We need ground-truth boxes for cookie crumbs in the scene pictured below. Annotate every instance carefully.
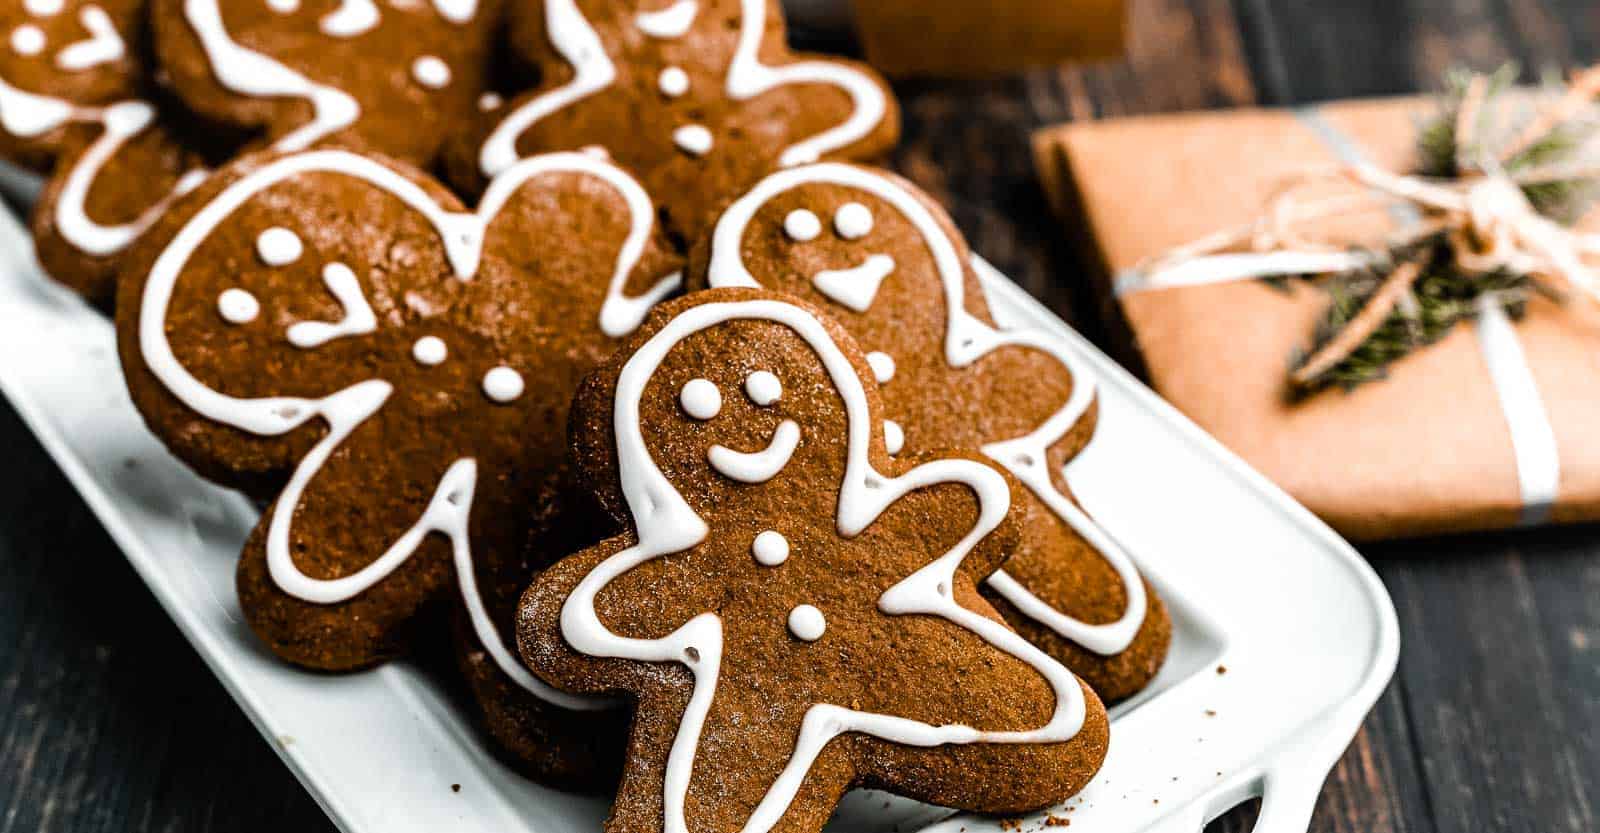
[451,784,461,793]
[1043,814,1071,827]
[1216,664,1228,675]
[1204,709,1217,717]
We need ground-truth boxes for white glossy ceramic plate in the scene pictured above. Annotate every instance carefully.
[0,186,1397,833]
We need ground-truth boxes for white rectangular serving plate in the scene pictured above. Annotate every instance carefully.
[0,192,1397,833]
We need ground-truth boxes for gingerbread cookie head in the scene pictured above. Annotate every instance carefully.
[150,0,496,164]
[445,0,898,241]
[116,145,681,779]
[520,288,1108,833]
[0,0,142,167]
[688,164,1171,702]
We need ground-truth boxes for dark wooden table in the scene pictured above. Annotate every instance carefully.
[2,2,1597,832]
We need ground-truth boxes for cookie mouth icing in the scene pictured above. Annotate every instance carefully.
[708,419,801,483]
[811,254,894,313]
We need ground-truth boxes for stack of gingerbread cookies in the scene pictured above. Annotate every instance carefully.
[2,1,1171,829]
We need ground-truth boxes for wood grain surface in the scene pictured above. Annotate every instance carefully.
[2,2,1597,832]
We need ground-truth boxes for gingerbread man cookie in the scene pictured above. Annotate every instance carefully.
[687,164,1171,701]
[151,0,497,164]
[444,0,898,242]
[519,288,1109,833]
[0,0,212,303]
[116,145,682,784]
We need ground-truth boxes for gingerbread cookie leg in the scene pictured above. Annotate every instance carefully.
[518,288,1108,833]
[690,164,1172,702]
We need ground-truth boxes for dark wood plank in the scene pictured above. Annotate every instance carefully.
[0,402,331,833]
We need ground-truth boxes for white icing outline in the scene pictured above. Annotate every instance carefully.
[707,419,799,483]
[478,0,887,176]
[707,164,1148,656]
[137,149,674,709]
[559,298,1086,833]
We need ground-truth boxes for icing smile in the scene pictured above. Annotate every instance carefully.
[811,254,894,313]
[708,420,800,483]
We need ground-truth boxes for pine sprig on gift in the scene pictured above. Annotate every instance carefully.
[1291,65,1598,395]
[1290,236,1533,393]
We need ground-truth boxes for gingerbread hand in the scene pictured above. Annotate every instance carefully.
[688,163,1172,701]
[519,288,1108,833]
[445,0,898,242]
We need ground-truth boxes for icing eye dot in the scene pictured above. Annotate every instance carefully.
[783,209,821,242]
[412,336,447,366]
[477,91,502,111]
[744,370,781,406]
[10,25,44,56]
[24,0,62,16]
[217,288,259,323]
[679,378,721,420]
[672,124,712,157]
[752,530,789,566]
[883,420,904,455]
[865,351,895,384]
[266,0,299,12]
[256,226,302,266]
[483,366,524,403]
[658,66,689,97]
[833,202,873,239]
[411,55,452,89]
[787,605,826,641]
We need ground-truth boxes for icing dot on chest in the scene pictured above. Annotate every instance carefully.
[672,124,712,157]
[256,227,303,266]
[679,378,721,420]
[744,370,781,405]
[658,66,688,97]
[752,530,789,566]
[482,366,524,402]
[10,25,44,56]
[411,56,451,89]
[217,288,260,323]
[412,336,447,366]
[787,604,825,641]
[266,0,300,12]
[883,419,904,455]
[865,351,895,383]
[783,209,821,242]
[24,0,62,16]
[477,91,502,111]
[833,202,873,239]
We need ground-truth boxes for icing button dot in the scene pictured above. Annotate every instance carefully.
[266,0,299,12]
[217,288,259,323]
[672,124,712,157]
[477,91,503,111]
[834,202,873,239]
[411,55,452,89]
[658,65,689,97]
[482,366,524,403]
[865,351,895,384]
[883,420,904,455]
[744,370,781,406]
[787,605,825,641]
[24,0,62,16]
[256,226,303,266]
[679,378,721,420]
[10,25,44,56]
[752,530,789,566]
[783,209,821,242]
[412,336,447,366]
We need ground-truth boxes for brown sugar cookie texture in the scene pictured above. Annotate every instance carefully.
[116,145,682,785]
[518,288,1109,833]
[686,164,1172,702]
[150,0,497,164]
[443,0,899,243]
[0,0,210,304]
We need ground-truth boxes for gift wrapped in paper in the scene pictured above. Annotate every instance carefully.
[1033,73,1600,540]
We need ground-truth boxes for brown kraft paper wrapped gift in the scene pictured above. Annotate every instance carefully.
[1033,96,1600,540]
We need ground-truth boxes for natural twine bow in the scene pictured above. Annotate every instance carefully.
[1137,64,1600,392]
